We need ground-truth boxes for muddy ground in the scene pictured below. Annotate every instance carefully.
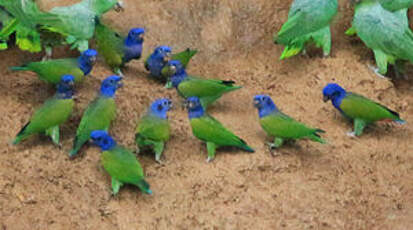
[0,0,412,229]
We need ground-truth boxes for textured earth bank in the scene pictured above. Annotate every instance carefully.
[1,0,412,229]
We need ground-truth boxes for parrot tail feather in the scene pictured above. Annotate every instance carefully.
[13,122,30,145]
[10,66,29,71]
[309,129,327,144]
[239,139,255,152]
[280,45,302,60]
[136,179,152,195]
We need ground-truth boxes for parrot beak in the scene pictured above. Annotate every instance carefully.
[68,81,75,87]
[117,78,123,88]
[114,1,124,12]
[163,53,171,62]
[253,100,260,108]
[323,95,330,102]
[139,34,144,39]
[90,56,97,65]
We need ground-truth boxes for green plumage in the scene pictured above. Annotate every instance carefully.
[70,97,116,157]
[379,0,413,11]
[162,48,198,76]
[190,115,254,162]
[259,112,326,148]
[95,21,125,71]
[0,0,63,52]
[178,77,242,108]
[340,93,404,136]
[13,97,74,145]
[11,58,86,84]
[352,1,413,75]
[274,0,338,59]
[41,0,120,51]
[101,146,151,195]
[135,114,170,163]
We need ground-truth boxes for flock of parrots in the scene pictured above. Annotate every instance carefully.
[1,0,408,195]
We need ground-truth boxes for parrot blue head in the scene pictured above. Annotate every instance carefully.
[90,130,117,151]
[322,83,347,109]
[167,60,187,88]
[149,98,172,119]
[153,45,172,62]
[100,75,123,97]
[186,96,204,119]
[78,49,98,75]
[125,28,145,45]
[253,95,279,118]
[56,75,75,99]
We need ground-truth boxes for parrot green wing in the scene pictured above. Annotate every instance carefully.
[190,115,253,151]
[21,58,84,84]
[95,22,124,69]
[379,0,413,11]
[177,76,242,107]
[275,0,338,45]
[101,146,145,185]
[70,96,116,156]
[353,2,413,73]
[171,48,198,68]
[259,112,325,143]
[340,93,402,123]
[13,97,74,144]
[135,114,170,142]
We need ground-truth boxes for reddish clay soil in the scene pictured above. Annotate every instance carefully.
[0,0,412,229]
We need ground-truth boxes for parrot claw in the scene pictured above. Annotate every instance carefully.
[346,131,357,138]
[367,64,387,79]
[42,46,52,61]
[206,157,214,163]
[155,154,164,165]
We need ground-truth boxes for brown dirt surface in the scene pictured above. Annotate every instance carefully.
[1,0,413,229]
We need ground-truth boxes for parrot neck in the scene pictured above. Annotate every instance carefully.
[331,91,346,111]
[171,70,187,88]
[258,102,278,118]
[125,35,144,47]
[188,105,204,119]
[100,138,117,151]
[100,85,117,97]
[149,106,168,119]
[56,85,74,99]
[77,56,93,75]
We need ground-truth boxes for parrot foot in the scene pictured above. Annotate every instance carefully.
[206,156,215,163]
[266,142,281,157]
[155,154,164,165]
[42,46,53,61]
[368,65,387,79]
[346,131,357,138]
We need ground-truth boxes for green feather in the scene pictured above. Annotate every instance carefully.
[135,114,170,163]
[70,96,116,157]
[379,0,413,11]
[190,114,255,160]
[177,76,242,108]
[11,58,85,84]
[101,146,152,195]
[13,97,74,145]
[94,20,125,70]
[352,1,413,74]
[259,112,326,146]
[340,93,404,124]
[274,0,338,59]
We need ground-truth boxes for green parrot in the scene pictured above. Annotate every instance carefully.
[253,95,326,154]
[41,0,123,52]
[166,60,242,108]
[349,0,413,77]
[186,96,254,162]
[69,75,122,157]
[90,130,152,195]
[135,98,172,164]
[274,0,338,59]
[10,49,97,84]
[0,0,63,53]
[12,75,75,145]
[323,83,405,137]
[0,6,14,50]
[378,0,413,11]
[144,45,198,87]
[94,20,144,76]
